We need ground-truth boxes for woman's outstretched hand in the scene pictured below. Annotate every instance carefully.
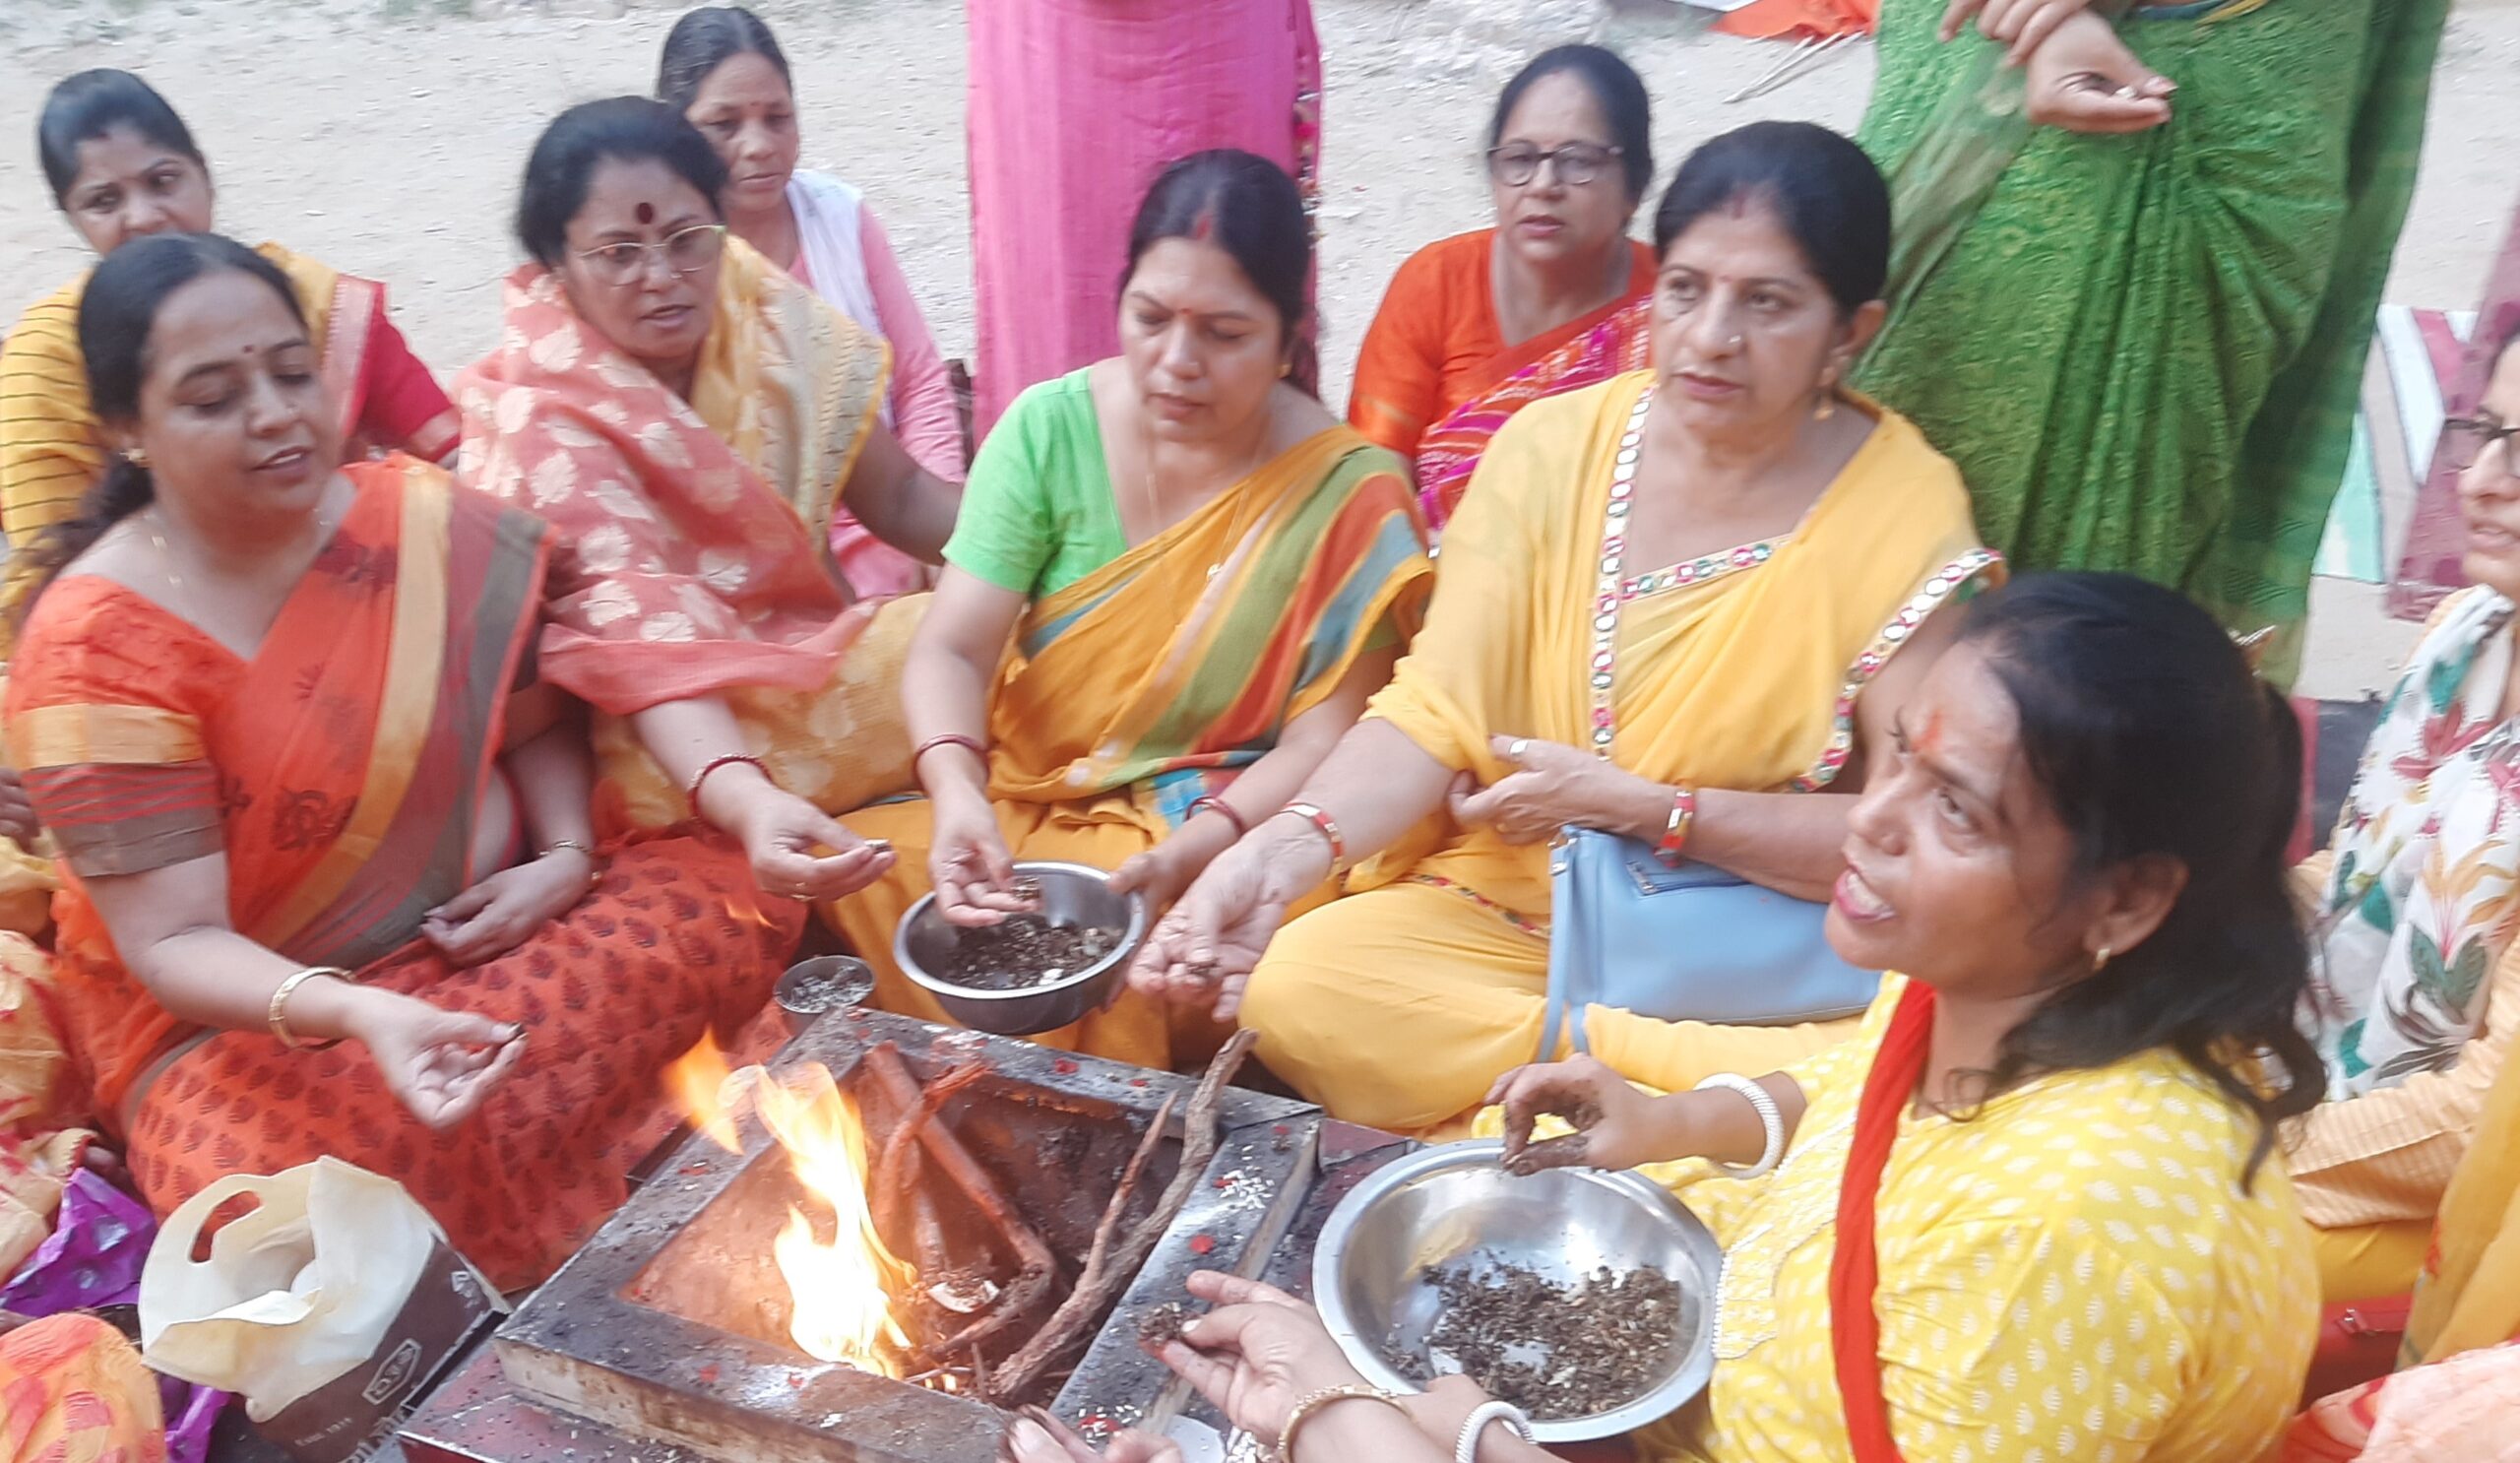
[2023,11,2174,134]
[729,782,897,904]
[1106,837,1205,916]
[1127,835,1304,1021]
[929,789,1032,926]
[1150,1272,1376,1451]
[349,992,528,1130]
[1488,1055,1665,1176]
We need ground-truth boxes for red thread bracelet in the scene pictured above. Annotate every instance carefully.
[913,732,987,768]
[1190,795,1250,838]
[687,753,770,811]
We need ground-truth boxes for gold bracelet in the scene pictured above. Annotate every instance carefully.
[538,838,596,859]
[1276,1383,1411,1463]
[268,966,353,1051]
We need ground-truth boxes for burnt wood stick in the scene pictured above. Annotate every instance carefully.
[857,1043,1060,1358]
[985,1030,1257,1399]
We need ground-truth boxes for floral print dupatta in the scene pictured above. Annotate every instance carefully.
[2317,588,2520,1096]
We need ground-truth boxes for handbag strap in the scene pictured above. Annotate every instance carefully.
[1582,388,1657,761]
[1540,830,1590,1059]
[1539,388,1660,1062]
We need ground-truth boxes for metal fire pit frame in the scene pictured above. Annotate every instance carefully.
[493,1008,1320,1463]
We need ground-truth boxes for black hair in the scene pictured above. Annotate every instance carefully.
[14,233,306,624]
[1122,149,1318,398]
[1652,121,1890,316]
[1955,571,2319,1188]
[1488,45,1653,205]
[514,97,728,268]
[37,69,205,208]
[656,6,791,113]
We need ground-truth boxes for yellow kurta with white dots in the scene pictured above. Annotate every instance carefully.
[1643,977,2318,1463]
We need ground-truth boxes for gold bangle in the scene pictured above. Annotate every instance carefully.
[1276,1383,1411,1463]
[538,838,596,859]
[268,966,353,1050]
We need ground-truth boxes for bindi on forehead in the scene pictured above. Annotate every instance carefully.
[1915,710,1946,758]
[635,202,656,225]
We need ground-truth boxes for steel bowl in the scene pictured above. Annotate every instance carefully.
[895,860,1148,1036]
[1312,1139,1724,1442]
[775,955,876,1037]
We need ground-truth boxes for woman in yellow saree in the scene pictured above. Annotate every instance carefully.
[1,70,457,639]
[827,153,1431,1069]
[1135,124,1999,1133]
[459,98,960,911]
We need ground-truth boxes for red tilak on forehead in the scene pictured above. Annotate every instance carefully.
[635,201,656,225]
[1916,710,1946,757]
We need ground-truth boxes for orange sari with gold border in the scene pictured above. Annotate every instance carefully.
[3,460,797,1289]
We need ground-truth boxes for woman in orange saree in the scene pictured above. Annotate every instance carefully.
[5,235,794,1292]
[1347,46,1655,467]
[1409,295,1651,532]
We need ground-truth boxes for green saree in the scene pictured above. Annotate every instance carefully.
[1855,0,2448,683]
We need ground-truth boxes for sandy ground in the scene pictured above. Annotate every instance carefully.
[2,0,2516,696]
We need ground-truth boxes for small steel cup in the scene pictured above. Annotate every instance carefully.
[775,955,875,1038]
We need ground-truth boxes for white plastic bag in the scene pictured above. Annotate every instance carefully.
[138,1157,449,1421]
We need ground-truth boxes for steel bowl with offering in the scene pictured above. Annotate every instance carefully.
[1311,1138,1723,1442]
[895,860,1147,1036]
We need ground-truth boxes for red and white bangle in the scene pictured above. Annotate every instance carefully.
[1189,795,1250,839]
[1654,784,1697,866]
[1277,800,1346,866]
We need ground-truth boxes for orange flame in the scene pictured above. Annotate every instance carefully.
[664,1033,742,1154]
[665,1038,915,1375]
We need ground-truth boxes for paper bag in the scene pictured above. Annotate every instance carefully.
[139,1157,501,1463]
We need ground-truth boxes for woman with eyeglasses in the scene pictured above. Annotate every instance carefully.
[1133,124,1999,1137]
[657,6,964,602]
[456,98,959,907]
[0,69,459,642]
[2285,322,2520,1306]
[1348,45,1656,528]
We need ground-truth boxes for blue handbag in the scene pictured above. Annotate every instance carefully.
[1533,383,1880,1062]
[1537,827,1882,1061]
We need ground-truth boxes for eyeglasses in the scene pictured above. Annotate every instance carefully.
[1485,142,1623,189]
[2446,416,2520,483]
[572,223,727,286]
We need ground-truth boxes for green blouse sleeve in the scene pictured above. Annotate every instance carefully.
[943,384,1061,595]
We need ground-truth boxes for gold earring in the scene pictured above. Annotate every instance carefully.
[1279,361,1292,379]
[2093,946,2112,973]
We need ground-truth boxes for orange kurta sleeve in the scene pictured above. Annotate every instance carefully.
[1349,232,1493,460]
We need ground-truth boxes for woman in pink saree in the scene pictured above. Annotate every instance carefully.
[965,0,1321,435]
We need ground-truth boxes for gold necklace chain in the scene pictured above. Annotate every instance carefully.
[144,496,341,597]
[1136,402,1277,545]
